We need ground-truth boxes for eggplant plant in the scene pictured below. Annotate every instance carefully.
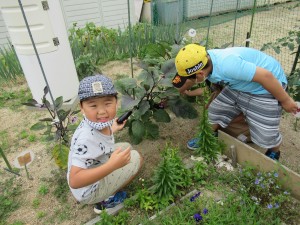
[114,42,198,144]
[22,87,80,169]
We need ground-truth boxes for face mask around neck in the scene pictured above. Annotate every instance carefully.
[84,117,114,130]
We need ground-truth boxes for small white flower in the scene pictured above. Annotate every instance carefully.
[188,28,197,37]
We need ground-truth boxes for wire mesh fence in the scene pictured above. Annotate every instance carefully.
[152,0,300,74]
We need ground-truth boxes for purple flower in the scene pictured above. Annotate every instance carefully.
[274,203,279,208]
[70,116,78,124]
[193,213,203,222]
[190,191,201,202]
[255,179,260,185]
[274,173,278,178]
[203,208,208,214]
[267,204,273,209]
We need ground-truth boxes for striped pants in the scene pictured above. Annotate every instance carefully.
[209,87,283,149]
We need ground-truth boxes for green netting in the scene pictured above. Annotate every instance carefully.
[152,0,300,75]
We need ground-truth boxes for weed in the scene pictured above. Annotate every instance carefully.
[32,198,41,209]
[96,210,130,225]
[27,134,36,142]
[8,221,25,225]
[38,184,49,196]
[36,211,46,219]
[19,130,29,139]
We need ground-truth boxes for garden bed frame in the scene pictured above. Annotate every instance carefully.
[219,130,300,201]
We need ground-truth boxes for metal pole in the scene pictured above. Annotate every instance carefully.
[290,44,300,75]
[247,0,257,47]
[127,0,134,79]
[0,146,20,176]
[232,0,241,46]
[205,0,214,49]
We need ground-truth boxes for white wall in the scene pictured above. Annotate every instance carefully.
[0,0,137,48]
[0,12,8,47]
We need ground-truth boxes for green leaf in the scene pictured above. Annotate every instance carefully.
[43,86,49,95]
[161,58,176,75]
[54,96,63,109]
[44,99,51,109]
[159,76,175,88]
[134,100,150,118]
[39,118,53,122]
[142,43,166,58]
[52,144,69,169]
[22,98,39,107]
[168,97,198,119]
[58,109,70,121]
[139,70,155,88]
[272,46,280,54]
[145,122,159,139]
[153,109,171,122]
[114,78,137,94]
[30,122,46,130]
[287,42,295,51]
[121,95,140,111]
[131,120,145,140]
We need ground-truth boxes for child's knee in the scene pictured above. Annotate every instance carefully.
[115,142,132,151]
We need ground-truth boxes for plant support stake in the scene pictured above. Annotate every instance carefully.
[0,146,20,176]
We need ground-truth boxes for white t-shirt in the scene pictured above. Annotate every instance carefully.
[67,119,115,202]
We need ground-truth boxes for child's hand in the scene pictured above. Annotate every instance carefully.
[281,97,298,113]
[108,147,131,170]
[111,118,127,133]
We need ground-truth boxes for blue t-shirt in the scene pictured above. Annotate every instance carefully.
[207,47,287,94]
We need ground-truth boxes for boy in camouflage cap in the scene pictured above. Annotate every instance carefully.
[67,74,143,214]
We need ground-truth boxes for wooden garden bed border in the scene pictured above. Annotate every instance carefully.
[219,130,300,200]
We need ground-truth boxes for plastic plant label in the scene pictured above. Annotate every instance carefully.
[14,150,34,168]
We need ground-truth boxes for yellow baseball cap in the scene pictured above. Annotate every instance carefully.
[175,44,208,77]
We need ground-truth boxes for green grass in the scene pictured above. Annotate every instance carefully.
[0,178,22,225]
[0,87,32,110]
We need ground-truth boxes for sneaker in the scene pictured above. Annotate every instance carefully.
[93,191,127,214]
[187,132,218,150]
[94,201,106,214]
[104,191,127,208]
[265,149,280,160]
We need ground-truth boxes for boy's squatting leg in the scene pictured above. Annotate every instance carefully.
[113,151,144,195]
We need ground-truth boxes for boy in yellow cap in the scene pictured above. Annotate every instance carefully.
[175,44,298,160]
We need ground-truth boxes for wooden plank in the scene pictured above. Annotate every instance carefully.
[218,130,300,200]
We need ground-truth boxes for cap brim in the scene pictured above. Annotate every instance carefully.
[172,73,188,88]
